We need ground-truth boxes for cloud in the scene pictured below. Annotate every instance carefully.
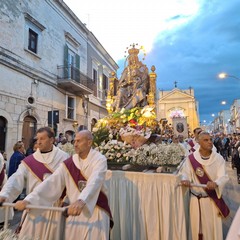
[144,0,240,122]
[64,0,240,123]
[64,0,201,60]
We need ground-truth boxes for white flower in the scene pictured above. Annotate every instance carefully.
[92,127,99,132]
[116,152,122,158]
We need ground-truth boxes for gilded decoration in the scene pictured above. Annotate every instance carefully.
[93,44,185,170]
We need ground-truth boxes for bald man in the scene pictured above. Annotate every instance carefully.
[15,130,113,240]
[180,131,229,240]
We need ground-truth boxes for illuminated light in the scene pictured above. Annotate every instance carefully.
[218,73,228,79]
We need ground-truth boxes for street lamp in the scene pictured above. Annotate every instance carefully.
[218,72,240,80]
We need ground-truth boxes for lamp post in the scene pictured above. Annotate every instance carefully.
[218,72,240,134]
[218,72,240,80]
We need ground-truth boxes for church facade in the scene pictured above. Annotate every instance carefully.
[157,87,200,134]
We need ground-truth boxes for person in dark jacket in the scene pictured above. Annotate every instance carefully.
[25,138,38,156]
[8,141,25,178]
[213,133,223,153]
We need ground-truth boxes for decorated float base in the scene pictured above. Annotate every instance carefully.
[107,161,181,174]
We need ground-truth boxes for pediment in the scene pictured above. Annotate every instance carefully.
[159,88,194,102]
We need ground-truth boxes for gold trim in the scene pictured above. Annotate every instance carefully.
[22,161,54,183]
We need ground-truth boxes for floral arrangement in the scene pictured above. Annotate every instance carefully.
[93,106,159,150]
[119,125,152,149]
[165,143,186,165]
[95,139,185,166]
[128,142,185,166]
[92,106,185,168]
[130,143,168,166]
[92,106,159,145]
[95,139,133,163]
[169,110,185,119]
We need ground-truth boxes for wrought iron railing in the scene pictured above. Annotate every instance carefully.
[57,65,94,91]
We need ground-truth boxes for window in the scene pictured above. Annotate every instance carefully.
[102,74,108,91]
[93,69,97,83]
[63,44,80,80]
[24,13,45,56]
[28,29,38,53]
[66,96,75,120]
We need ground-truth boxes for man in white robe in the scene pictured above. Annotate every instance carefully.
[226,206,240,240]
[15,130,112,240]
[0,127,68,240]
[180,131,229,240]
[0,152,13,225]
[187,127,202,153]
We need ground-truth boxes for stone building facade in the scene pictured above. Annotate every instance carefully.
[0,0,118,156]
[158,87,200,133]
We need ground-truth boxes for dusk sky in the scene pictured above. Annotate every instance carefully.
[65,0,240,124]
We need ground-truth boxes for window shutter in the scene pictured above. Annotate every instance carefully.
[75,54,80,81]
[64,44,68,78]
[76,54,80,69]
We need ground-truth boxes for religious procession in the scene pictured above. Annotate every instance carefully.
[0,43,239,240]
[1,1,240,239]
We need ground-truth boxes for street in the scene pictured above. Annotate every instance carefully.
[6,160,240,239]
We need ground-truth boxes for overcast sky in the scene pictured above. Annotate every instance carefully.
[64,0,240,123]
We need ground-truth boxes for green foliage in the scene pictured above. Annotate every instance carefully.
[93,127,109,147]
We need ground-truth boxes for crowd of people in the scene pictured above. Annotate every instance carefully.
[0,126,239,239]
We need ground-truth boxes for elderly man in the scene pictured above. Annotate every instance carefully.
[180,131,229,240]
[0,127,69,240]
[15,130,113,240]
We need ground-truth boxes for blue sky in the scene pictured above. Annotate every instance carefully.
[65,0,240,124]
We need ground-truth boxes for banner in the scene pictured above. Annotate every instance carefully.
[172,117,188,138]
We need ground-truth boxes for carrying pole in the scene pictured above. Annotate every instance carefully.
[1,203,67,240]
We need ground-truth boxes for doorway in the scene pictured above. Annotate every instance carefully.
[22,116,37,150]
[0,116,7,152]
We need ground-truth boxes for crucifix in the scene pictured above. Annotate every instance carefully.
[174,81,178,88]
[189,86,192,95]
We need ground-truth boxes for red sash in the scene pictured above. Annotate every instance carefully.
[23,155,53,181]
[188,139,195,152]
[189,153,230,218]
[63,157,114,228]
[23,155,66,199]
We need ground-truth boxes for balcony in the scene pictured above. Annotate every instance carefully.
[57,65,94,95]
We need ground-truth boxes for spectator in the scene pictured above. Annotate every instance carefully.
[8,141,25,178]
[26,137,38,156]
